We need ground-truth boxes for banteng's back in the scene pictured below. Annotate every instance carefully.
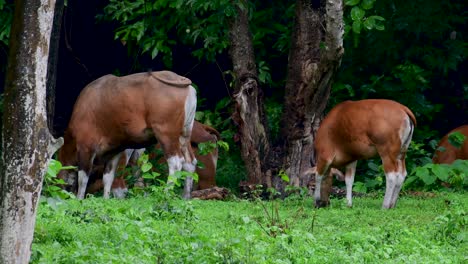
[58,70,198,200]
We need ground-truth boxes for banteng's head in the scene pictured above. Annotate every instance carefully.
[57,130,78,192]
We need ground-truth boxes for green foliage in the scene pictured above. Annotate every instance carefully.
[98,0,235,67]
[344,0,385,47]
[406,160,468,191]
[433,200,466,245]
[42,159,75,200]
[132,151,198,196]
[447,131,467,148]
[0,0,12,47]
[32,193,467,263]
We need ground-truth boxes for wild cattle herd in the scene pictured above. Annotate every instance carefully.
[57,70,468,209]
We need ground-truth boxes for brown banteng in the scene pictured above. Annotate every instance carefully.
[86,121,220,197]
[432,125,468,164]
[58,71,197,199]
[312,99,416,209]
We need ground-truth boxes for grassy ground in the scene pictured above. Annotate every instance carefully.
[32,191,467,263]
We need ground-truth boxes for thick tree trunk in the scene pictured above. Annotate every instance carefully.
[0,0,63,263]
[229,1,270,186]
[277,0,344,190]
[46,0,65,137]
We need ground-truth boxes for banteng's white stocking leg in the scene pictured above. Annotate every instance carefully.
[77,170,89,199]
[389,114,414,207]
[77,150,96,199]
[102,152,123,199]
[344,161,357,207]
[181,85,198,199]
[389,160,406,208]
[314,163,331,207]
[382,166,398,209]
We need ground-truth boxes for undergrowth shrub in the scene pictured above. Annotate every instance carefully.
[432,198,466,245]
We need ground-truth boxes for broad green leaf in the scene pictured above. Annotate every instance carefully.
[351,6,365,21]
[448,131,466,148]
[353,181,367,193]
[141,163,152,173]
[416,167,436,185]
[151,46,159,59]
[352,20,362,34]
[360,0,375,10]
[368,161,380,172]
[138,153,149,164]
[192,172,199,182]
[217,141,229,151]
[363,18,374,30]
[142,172,154,179]
[431,165,450,182]
[345,0,360,6]
[368,15,385,30]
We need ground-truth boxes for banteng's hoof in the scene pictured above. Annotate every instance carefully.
[314,200,330,208]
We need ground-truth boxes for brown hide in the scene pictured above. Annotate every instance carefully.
[433,125,468,164]
[314,99,416,209]
[190,122,220,189]
[58,71,197,199]
[86,121,220,195]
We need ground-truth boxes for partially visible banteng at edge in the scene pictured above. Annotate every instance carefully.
[58,70,197,199]
[432,125,468,164]
[312,99,416,209]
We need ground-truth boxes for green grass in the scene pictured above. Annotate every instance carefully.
[32,192,467,263]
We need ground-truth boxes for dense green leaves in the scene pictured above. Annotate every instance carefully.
[0,0,12,47]
[406,160,468,190]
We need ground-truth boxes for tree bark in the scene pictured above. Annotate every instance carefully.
[277,0,344,189]
[46,0,65,137]
[0,0,63,262]
[229,1,271,186]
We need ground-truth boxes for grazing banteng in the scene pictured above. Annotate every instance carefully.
[58,71,197,199]
[313,99,416,209]
[432,125,468,164]
[86,121,220,197]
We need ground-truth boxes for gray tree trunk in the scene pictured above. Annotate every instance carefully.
[228,0,271,186]
[228,0,344,193]
[0,0,63,263]
[276,0,344,190]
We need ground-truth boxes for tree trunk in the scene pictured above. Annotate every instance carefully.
[277,0,344,190]
[46,0,65,137]
[0,0,63,262]
[229,1,271,186]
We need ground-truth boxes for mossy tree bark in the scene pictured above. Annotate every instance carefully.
[0,0,63,263]
[228,1,271,186]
